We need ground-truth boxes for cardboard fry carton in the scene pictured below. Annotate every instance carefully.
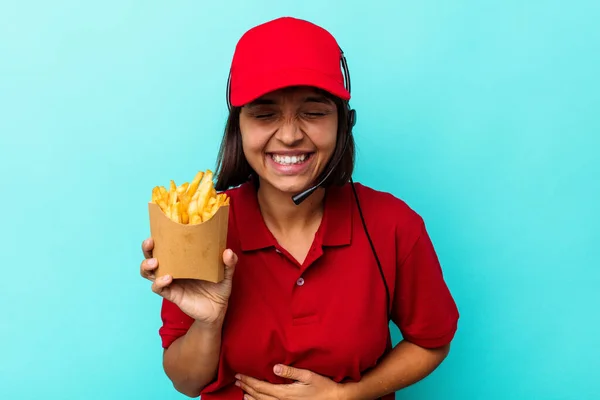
[148,202,229,283]
[147,170,230,282]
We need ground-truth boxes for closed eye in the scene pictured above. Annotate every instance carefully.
[304,112,328,118]
[254,113,275,119]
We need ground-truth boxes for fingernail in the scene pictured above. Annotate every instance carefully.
[273,364,282,374]
[148,258,156,266]
[161,275,170,282]
[235,374,241,379]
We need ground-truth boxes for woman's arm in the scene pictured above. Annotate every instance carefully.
[162,319,223,397]
[341,340,451,400]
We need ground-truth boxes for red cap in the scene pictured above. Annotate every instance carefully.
[228,17,350,107]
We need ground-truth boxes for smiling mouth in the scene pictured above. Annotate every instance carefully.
[268,153,314,166]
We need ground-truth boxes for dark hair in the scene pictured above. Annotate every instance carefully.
[214,90,355,192]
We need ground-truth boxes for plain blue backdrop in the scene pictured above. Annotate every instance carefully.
[1,1,599,399]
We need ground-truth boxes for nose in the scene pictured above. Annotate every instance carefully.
[275,117,304,146]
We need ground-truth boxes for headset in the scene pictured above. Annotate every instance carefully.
[226,48,391,318]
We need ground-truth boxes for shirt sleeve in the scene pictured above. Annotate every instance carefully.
[158,298,195,349]
[390,219,459,349]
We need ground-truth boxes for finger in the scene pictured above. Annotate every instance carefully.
[274,364,312,383]
[235,378,277,400]
[151,274,172,298]
[222,249,238,282]
[223,248,238,267]
[141,238,154,259]
[235,375,280,399]
[140,258,158,280]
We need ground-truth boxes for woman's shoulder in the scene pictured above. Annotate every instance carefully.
[350,181,424,228]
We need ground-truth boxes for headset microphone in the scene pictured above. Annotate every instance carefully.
[291,109,355,205]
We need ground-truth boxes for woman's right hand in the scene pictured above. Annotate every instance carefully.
[140,238,238,326]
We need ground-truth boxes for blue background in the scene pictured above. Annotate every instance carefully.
[1,1,599,399]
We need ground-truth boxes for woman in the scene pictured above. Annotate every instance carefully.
[140,17,459,400]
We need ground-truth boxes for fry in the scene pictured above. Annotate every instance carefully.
[150,169,229,224]
[186,171,204,197]
[176,182,189,195]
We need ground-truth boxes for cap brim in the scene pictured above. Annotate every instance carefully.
[230,68,350,107]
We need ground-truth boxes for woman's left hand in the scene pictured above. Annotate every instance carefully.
[235,364,347,400]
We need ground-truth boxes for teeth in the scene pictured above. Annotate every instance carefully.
[272,154,308,165]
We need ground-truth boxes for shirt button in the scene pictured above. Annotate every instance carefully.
[296,277,305,286]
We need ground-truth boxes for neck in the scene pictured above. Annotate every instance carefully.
[256,181,325,234]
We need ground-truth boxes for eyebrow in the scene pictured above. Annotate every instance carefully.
[303,95,332,104]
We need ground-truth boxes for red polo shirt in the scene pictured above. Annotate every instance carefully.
[159,180,459,399]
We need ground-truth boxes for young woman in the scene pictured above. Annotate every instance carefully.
[140,17,459,400]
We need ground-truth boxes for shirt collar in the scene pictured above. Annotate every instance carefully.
[234,182,353,252]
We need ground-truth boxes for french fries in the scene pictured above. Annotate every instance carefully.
[150,170,229,225]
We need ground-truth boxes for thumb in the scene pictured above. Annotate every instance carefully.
[273,364,312,383]
[222,249,238,281]
[223,249,238,267]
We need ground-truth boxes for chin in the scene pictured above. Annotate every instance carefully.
[274,179,311,195]
[265,176,313,196]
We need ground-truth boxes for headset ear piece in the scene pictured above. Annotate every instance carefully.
[226,71,232,110]
[348,109,356,128]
